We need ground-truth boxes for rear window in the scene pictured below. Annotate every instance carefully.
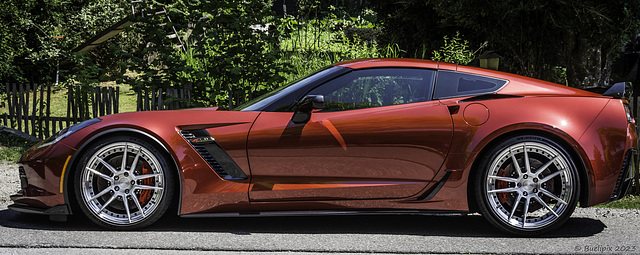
[433,71,508,99]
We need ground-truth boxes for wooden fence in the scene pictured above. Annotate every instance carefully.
[136,87,191,111]
[1,83,119,139]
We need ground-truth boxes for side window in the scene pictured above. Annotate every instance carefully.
[306,68,436,112]
[433,71,508,99]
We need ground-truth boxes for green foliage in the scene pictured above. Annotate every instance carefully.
[432,32,475,65]
[166,0,286,109]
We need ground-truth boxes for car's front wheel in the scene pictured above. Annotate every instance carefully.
[74,135,174,229]
[475,135,580,236]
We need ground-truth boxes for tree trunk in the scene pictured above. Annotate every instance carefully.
[567,38,602,89]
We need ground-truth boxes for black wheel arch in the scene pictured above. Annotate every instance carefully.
[466,128,591,213]
[62,128,182,216]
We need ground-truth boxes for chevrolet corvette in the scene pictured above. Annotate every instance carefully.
[9,58,637,236]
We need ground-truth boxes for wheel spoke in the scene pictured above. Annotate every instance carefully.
[488,187,519,193]
[510,148,523,176]
[134,184,163,191]
[130,147,141,172]
[86,167,112,181]
[532,156,558,175]
[488,175,518,183]
[523,144,531,173]
[540,168,567,183]
[509,193,523,219]
[99,194,117,212]
[135,173,162,181]
[123,195,132,223]
[131,194,146,218]
[97,157,119,174]
[533,195,559,217]
[88,187,112,202]
[121,143,128,171]
[540,188,567,205]
[522,197,530,226]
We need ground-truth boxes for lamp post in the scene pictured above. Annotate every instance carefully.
[478,51,501,70]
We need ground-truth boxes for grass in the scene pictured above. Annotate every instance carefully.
[0,131,38,162]
[596,195,640,209]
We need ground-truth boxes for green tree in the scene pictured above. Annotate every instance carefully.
[0,0,129,84]
[372,0,640,88]
[185,0,287,109]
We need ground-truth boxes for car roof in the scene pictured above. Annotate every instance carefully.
[333,58,602,98]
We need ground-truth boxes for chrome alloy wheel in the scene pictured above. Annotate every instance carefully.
[80,142,165,226]
[485,141,576,230]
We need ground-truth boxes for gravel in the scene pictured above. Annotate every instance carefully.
[0,161,19,207]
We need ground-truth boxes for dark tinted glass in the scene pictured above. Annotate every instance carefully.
[307,68,436,112]
[433,71,507,99]
[238,66,346,111]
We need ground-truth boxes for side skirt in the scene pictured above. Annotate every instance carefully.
[180,210,470,218]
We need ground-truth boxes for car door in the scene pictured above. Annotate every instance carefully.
[247,68,453,201]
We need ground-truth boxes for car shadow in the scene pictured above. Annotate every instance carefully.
[0,208,605,238]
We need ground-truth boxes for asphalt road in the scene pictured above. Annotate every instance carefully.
[0,203,639,255]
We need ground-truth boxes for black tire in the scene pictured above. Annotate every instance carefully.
[474,135,580,236]
[74,135,174,230]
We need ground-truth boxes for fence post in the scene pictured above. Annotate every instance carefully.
[114,87,119,114]
[158,88,163,110]
[46,84,51,137]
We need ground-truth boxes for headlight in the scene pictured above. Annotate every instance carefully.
[37,118,102,149]
[624,103,634,124]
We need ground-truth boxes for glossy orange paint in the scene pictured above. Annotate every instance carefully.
[247,100,453,202]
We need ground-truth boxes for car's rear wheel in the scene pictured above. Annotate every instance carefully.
[475,135,579,236]
[74,135,174,229]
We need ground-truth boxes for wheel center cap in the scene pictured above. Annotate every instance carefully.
[522,180,536,193]
[116,173,134,189]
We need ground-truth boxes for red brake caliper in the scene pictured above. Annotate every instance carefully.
[137,162,154,206]
[496,168,509,203]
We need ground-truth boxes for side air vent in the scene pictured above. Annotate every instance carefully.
[180,130,247,180]
[610,149,634,201]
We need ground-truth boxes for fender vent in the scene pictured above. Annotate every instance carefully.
[180,130,247,180]
[610,149,634,201]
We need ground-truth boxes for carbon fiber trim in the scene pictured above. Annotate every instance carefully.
[180,130,247,180]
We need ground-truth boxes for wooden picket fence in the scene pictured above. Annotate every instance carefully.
[1,83,118,139]
[136,87,191,111]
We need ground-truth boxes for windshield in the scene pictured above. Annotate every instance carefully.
[237,66,344,111]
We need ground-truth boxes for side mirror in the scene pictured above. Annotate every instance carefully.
[604,82,632,99]
[291,95,324,123]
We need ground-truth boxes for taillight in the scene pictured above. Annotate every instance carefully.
[623,103,634,123]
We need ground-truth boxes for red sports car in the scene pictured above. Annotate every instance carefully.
[9,58,637,236]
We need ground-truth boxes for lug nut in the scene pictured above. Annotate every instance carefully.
[125,189,129,194]
[523,191,528,196]
[523,175,528,179]
[124,172,129,177]
[114,176,119,181]
[533,188,538,193]
[114,186,120,191]
[533,178,538,183]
